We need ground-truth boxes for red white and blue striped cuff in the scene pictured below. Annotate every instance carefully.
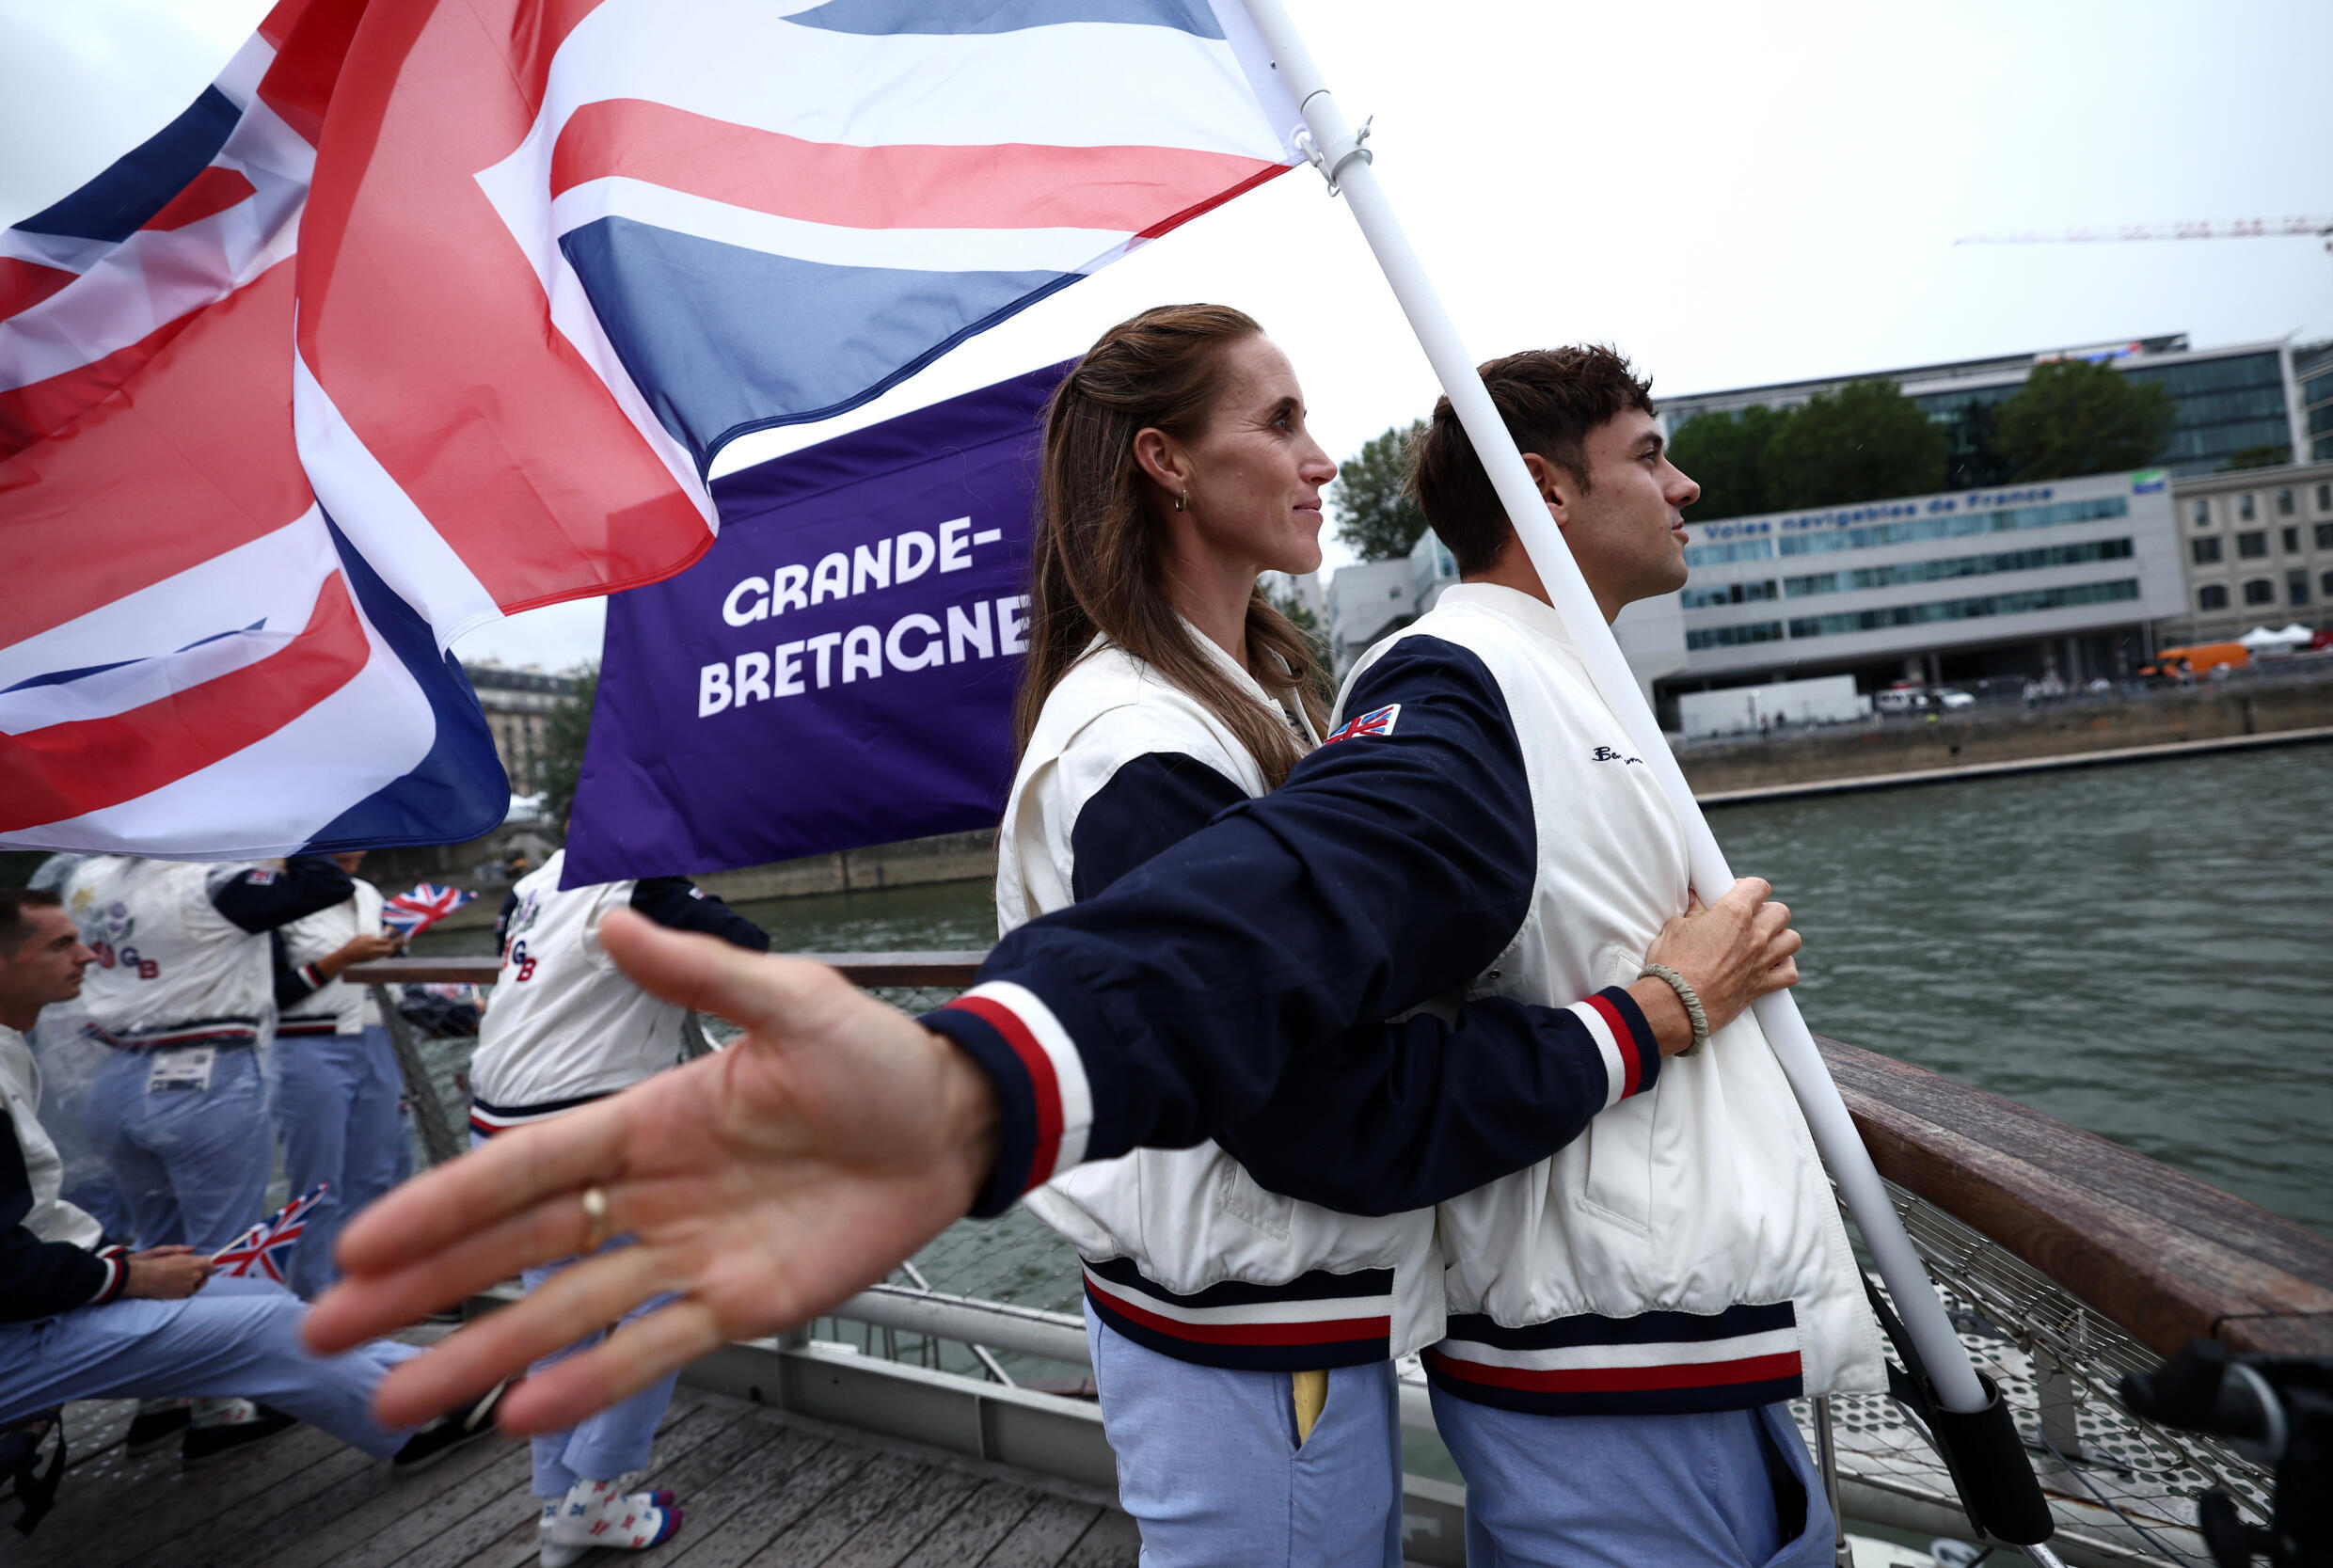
[1572,986,1659,1108]
[87,1244,131,1307]
[922,982,1094,1219]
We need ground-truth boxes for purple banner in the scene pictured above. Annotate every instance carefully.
[563,362,1069,885]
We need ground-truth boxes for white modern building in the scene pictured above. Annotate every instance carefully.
[1652,467,2183,706]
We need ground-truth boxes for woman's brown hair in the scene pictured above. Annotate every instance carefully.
[1014,304,1328,787]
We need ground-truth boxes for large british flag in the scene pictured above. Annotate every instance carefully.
[2,0,1303,858]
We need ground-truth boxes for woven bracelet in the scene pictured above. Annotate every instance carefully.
[1637,962,1709,1055]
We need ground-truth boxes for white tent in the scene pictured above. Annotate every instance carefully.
[2238,625,2311,649]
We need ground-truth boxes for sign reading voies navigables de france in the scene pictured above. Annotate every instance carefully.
[563,362,1070,885]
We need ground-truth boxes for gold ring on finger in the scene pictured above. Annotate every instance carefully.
[579,1184,611,1254]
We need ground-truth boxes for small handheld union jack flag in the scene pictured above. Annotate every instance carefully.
[383,883,475,939]
[213,1185,327,1283]
[1325,704,1404,745]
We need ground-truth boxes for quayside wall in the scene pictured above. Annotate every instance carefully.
[1675,677,2333,796]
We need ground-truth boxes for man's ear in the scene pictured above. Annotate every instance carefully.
[1520,451,1572,530]
[1131,427,1189,499]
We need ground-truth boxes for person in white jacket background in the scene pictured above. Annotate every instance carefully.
[269,850,405,1302]
[468,849,768,1568]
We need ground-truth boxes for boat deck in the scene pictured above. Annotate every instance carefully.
[20,1383,1140,1568]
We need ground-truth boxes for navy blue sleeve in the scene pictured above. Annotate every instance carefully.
[1070,753,1247,904]
[925,637,1547,1216]
[628,879,770,953]
[271,930,328,1011]
[211,856,355,934]
[0,1119,120,1321]
[1059,692,1661,1216]
[1215,988,1659,1215]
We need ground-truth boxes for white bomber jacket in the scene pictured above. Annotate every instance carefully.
[63,855,356,1052]
[1345,586,1884,1416]
[998,629,1663,1370]
[468,850,768,1132]
[275,879,388,1039]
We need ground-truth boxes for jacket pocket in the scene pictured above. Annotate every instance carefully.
[1219,1159,1293,1242]
[1575,945,1656,1235]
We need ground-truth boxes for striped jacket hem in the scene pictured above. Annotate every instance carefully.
[468,1090,611,1137]
[100,1016,262,1052]
[1423,1301,1804,1417]
[1081,1255,1395,1372]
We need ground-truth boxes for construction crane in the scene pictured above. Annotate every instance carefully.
[1957,216,2332,252]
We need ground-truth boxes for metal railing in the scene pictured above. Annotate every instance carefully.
[357,952,2323,1566]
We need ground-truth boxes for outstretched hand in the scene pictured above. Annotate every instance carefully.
[302,910,1000,1434]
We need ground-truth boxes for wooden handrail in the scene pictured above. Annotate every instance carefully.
[1817,1035,2333,1358]
[349,954,2333,1358]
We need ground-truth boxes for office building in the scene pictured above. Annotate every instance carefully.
[462,659,582,790]
[2298,340,2333,464]
[1631,467,2183,706]
[2161,460,2333,642]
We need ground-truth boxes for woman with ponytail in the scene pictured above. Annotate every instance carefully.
[998,305,1432,1567]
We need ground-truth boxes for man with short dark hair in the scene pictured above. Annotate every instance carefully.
[0,888,497,1481]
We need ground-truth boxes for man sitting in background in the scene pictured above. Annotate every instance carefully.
[0,888,496,1483]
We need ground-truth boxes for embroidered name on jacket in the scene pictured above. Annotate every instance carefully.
[1590,746,1643,765]
[1325,703,1401,744]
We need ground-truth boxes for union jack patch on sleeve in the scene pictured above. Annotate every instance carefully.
[1325,704,1402,744]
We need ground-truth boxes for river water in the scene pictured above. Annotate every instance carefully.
[417,743,2333,1324]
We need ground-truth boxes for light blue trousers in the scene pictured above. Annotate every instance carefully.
[1431,1389,1833,1568]
[521,1253,680,1497]
[84,1043,272,1252]
[269,1026,406,1299]
[1084,1301,1405,1568]
[470,1131,678,1497]
[0,1274,419,1459]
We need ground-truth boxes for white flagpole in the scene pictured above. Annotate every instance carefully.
[1236,0,1989,1414]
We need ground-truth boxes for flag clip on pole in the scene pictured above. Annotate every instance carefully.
[1231,0,2008,1430]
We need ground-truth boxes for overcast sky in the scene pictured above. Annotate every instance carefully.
[7,0,2327,670]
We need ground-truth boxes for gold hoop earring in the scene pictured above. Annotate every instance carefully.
[1174,490,1188,513]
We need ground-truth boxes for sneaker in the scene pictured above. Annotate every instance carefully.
[543,1477,683,1561]
[181,1400,299,1468]
[537,1493,675,1568]
[390,1380,510,1474]
[123,1399,192,1456]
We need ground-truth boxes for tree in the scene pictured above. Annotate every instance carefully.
[2221,443,2293,472]
[1760,377,1946,510]
[1669,404,1789,521]
[1330,420,1429,561]
[1266,588,1333,705]
[534,662,599,827]
[1991,358,2175,481]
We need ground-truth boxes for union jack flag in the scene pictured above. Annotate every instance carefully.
[3,0,1304,861]
[1325,703,1403,745]
[382,882,475,938]
[213,1184,327,1283]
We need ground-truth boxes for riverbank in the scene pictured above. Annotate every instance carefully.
[1674,672,2333,796]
